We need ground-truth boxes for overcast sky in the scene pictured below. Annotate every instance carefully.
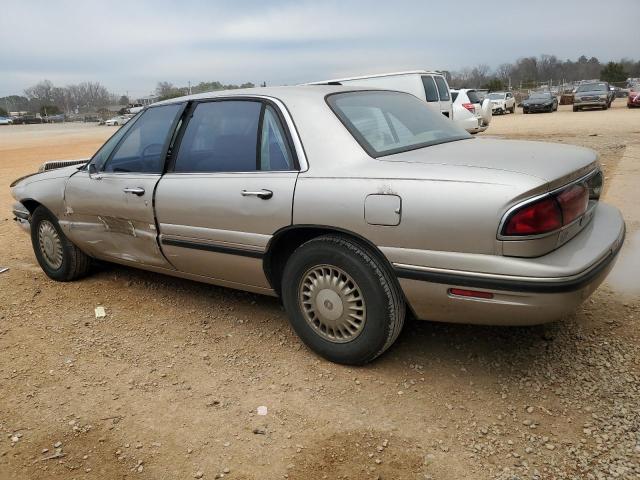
[1,0,638,98]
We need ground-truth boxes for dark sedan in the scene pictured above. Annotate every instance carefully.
[522,92,558,113]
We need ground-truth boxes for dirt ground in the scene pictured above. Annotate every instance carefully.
[1,103,639,480]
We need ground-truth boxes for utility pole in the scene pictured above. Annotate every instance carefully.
[188,81,192,95]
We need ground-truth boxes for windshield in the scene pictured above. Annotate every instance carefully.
[327,91,470,158]
[530,93,551,99]
[488,93,505,99]
[577,83,607,92]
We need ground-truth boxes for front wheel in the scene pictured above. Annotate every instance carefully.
[31,206,92,281]
[281,235,405,365]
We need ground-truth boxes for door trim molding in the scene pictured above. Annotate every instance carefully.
[161,237,264,259]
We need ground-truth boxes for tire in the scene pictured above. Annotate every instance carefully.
[523,109,528,114]
[573,106,579,112]
[281,235,405,365]
[602,104,608,110]
[30,206,91,281]
[509,105,515,113]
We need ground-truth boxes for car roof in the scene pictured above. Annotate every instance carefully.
[154,84,396,106]
[305,70,445,85]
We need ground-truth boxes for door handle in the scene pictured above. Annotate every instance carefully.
[241,189,273,200]
[123,187,145,196]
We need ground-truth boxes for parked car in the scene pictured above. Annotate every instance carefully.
[627,84,640,108]
[522,92,558,113]
[0,116,13,125]
[104,115,131,126]
[450,89,491,133]
[10,86,624,365]
[44,114,65,123]
[573,82,612,111]
[487,91,516,114]
[308,70,453,119]
[11,115,43,124]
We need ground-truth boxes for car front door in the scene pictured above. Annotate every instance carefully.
[154,98,299,292]
[63,103,184,267]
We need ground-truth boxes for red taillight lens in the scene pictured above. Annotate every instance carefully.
[504,197,562,236]
[556,184,588,224]
[462,103,475,113]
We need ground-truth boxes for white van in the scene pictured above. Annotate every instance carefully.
[308,70,453,118]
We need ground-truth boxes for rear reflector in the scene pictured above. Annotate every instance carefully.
[449,288,494,299]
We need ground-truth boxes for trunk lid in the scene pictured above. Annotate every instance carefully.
[382,138,598,191]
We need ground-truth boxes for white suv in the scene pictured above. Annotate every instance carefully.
[308,70,453,119]
[450,89,492,134]
[487,91,516,114]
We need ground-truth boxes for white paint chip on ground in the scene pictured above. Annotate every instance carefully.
[256,406,268,416]
[94,306,106,318]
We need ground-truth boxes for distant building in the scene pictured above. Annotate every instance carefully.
[133,95,159,106]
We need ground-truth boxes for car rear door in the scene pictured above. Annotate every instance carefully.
[154,98,300,292]
[64,103,184,267]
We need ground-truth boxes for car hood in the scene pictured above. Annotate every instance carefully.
[575,90,606,96]
[524,98,552,105]
[382,138,598,190]
[10,164,81,188]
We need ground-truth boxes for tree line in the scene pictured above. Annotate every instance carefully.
[155,80,257,100]
[448,55,640,91]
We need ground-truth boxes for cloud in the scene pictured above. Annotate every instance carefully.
[0,0,637,97]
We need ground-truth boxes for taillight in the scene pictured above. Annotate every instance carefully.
[556,184,588,224]
[504,197,562,235]
[502,179,594,236]
[462,103,475,113]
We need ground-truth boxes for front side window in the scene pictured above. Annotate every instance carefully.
[328,91,470,158]
[174,101,261,173]
[434,76,450,101]
[421,76,439,102]
[102,104,182,173]
[92,112,141,170]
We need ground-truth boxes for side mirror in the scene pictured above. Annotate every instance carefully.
[88,163,101,180]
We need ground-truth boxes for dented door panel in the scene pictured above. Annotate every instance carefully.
[63,171,171,268]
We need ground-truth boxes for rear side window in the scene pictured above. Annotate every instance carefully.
[451,91,459,102]
[260,105,294,171]
[421,76,439,102]
[434,76,450,101]
[102,104,182,173]
[174,101,261,173]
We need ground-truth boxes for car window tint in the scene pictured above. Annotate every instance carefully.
[421,76,439,102]
[174,101,261,173]
[92,113,140,170]
[328,91,470,157]
[434,76,450,101]
[103,104,181,173]
[466,90,481,103]
[260,105,294,171]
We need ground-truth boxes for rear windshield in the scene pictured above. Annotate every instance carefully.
[466,90,481,103]
[488,93,505,99]
[327,91,470,158]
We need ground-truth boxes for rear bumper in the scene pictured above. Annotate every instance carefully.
[12,202,30,232]
[391,203,625,325]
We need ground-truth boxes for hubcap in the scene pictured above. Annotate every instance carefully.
[38,220,63,270]
[299,265,366,343]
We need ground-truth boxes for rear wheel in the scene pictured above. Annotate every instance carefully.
[31,206,91,281]
[281,235,405,365]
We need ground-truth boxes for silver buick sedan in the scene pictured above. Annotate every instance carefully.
[10,86,625,364]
